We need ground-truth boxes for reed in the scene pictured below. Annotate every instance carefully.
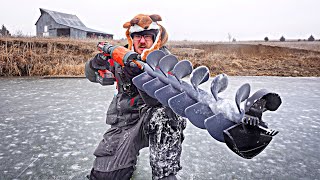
[1,37,319,77]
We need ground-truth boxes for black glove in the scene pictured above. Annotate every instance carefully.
[91,53,110,70]
[123,61,143,79]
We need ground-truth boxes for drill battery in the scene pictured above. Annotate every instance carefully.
[96,69,115,85]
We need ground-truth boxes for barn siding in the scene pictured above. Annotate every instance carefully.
[70,28,86,39]
[36,13,71,37]
[36,13,87,38]
[36,12,56,37]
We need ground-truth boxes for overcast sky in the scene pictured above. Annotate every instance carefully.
[0,0,319,41]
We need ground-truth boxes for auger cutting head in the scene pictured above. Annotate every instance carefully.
[223,123,272,159]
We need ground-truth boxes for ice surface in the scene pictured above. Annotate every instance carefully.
[0,77,319,179]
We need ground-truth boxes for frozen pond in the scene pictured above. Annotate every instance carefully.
[0,76,319,179]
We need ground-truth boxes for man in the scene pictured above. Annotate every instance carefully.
[85,14,186,180]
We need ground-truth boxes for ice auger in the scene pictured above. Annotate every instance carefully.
[98,42,282,159]
[132,50,282,159]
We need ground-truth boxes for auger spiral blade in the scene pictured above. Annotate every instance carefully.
[154,84,181,107]
[235,83,251,113]
[172,60,193,80]
[141,55,178,98]
[211,74,228,101]
[146,50,166,70]
[168,92,197,117]
[132,50,165,90]
[153,60,194,106]
[190,66,210,90]
[184,102,214,129]
[204,113,236,142]
[142,77,167,99]
[158,55,179,76]
[132,72,154,91]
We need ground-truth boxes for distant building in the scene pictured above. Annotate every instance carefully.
[35,8,113,39]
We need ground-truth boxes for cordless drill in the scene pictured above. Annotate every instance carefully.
[97,42,143,69]
[96,42,143,85]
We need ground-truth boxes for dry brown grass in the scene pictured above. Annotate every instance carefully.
[0,37,125,76]
[0,37,319,77]
[168,42,320,76]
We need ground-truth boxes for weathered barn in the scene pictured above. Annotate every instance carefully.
[35,8,113,39]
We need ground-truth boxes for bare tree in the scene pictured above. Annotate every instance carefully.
[228,33,232,42]
[14,30,24,37]
[308,35,315,41]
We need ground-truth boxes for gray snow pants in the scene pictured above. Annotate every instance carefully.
[89,106,186,180]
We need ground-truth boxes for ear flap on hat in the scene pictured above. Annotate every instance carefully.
[130,18,140,25]
[149,14,162,22]
[123,22,131,28]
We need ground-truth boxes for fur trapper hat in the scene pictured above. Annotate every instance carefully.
[123,14,168,61]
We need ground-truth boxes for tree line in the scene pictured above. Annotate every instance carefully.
[264,35,317,42]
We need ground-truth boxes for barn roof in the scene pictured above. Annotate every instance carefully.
[35,8,112,35]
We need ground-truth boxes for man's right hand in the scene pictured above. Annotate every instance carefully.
[91,53,110,70]
[123,61,143,79]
